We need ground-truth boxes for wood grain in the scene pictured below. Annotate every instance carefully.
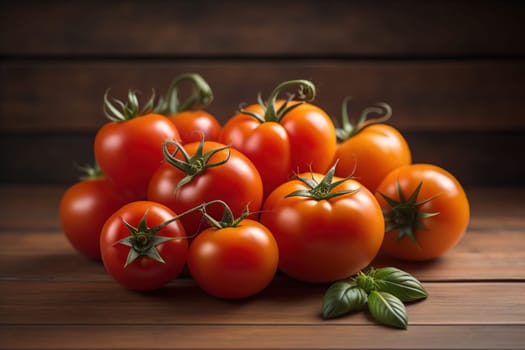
[1,61,523,132]
[1,280,524,325]
[1,1,524,56]
[1,325,523,350]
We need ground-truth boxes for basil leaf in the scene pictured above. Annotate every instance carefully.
[370,267,428,302]
[321,281,368,319]
[368,290,408,329]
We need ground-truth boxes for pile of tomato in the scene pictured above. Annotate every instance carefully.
[59,73,470,298]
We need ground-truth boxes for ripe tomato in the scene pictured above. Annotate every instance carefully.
[147,140,263,237]
[187,208,278,299]
[59,170,131,260]
[221,80,337,197]
[260,165,384,283]
[375,164,470,261]
[100,201,188,291]
[95,90,181,199]
[169,110,221,143]
[155,73,221,143]
[334,99,411,192]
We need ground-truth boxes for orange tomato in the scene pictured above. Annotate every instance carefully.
[334,100,411,192]
[375,164,470,261]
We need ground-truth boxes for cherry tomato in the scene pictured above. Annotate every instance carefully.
[95,90,181,199]
[260,165,384,283]
[221,80,337,198]
[59,173,131,260]
[156,73,221,143]
[188,215,278,299]
[100,201,188,291]
[147,140,263,237]
[375,164,470,261]
[169,110,221,143]
[334,100,411,192]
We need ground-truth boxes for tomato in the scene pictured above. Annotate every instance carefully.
[187,207,278,299]
[59,171,131,260]
[334,99,411,192]
[375,164,470,261]
[221,80,337,198]
[260,165,384,283]
[147,140,263,237]
[169,110,221,143]
[95,90,181,199]
[155,73,221,143]
[100,201,188,291]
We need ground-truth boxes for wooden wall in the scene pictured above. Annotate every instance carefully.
[1,0,524,186]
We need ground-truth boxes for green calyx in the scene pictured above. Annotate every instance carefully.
[155,73,214,115]
[335,97,392,141]
[76,162,103,181]
[163,139,231,190]
[103,89,155,122]
[286,162,358,201]
[115,210,178,267]
[239,79,316,123]
[201,201,249,229]
[378,182,440,243]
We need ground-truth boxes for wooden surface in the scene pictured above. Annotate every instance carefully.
[1,185,524,349]
[1,1,525,187]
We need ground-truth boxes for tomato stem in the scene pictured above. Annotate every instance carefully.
[162,138,231,190]
[286,162,358,201]
[155,73,214,115]
[239,79,316,123]
[115,199,230,267]
[103,89,155,122]
[378,181,440,244]
[335,97,392,141]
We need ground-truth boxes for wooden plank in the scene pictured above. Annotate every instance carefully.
[1,280,524,325]
[1,131,524,186]
[1,1,524,56]
[1,61,524,132]
[1,229,525,282]
[1,325,523,350]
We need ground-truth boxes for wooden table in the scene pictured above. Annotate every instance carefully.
[1,185,524,349]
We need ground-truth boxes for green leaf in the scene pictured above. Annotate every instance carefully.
[321,281,368,319]
[370,267,428,302]
[368,290,408,329]
[368,291,408,329]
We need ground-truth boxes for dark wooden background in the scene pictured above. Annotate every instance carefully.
[1,0,524,187]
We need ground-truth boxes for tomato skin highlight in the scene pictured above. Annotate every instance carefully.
[169,110,221,143]
[221,101,336,198]
[334,124,411,192]
[187,219,279,299]
[94,113,181,199]
[147,141,263,237]
[261,175,384,283]
[375,164,470,261]
[99,201,188,291]
[59,178,131,260]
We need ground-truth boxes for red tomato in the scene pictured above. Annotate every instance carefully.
[188,218,278,299]
[95,90,181,199]
[59,175,131,260]
[147,140,263,237]
[260,166,384,283]
[334,100,411,192]
[221,80,337,198]
[375,164,470,261]
[156,73,221,143]
[169,110,221,143]
[100,201,188,291]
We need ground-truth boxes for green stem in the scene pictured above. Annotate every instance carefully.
[238,79,316,123]
[336,98,392,141]
[156,73,213,115]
